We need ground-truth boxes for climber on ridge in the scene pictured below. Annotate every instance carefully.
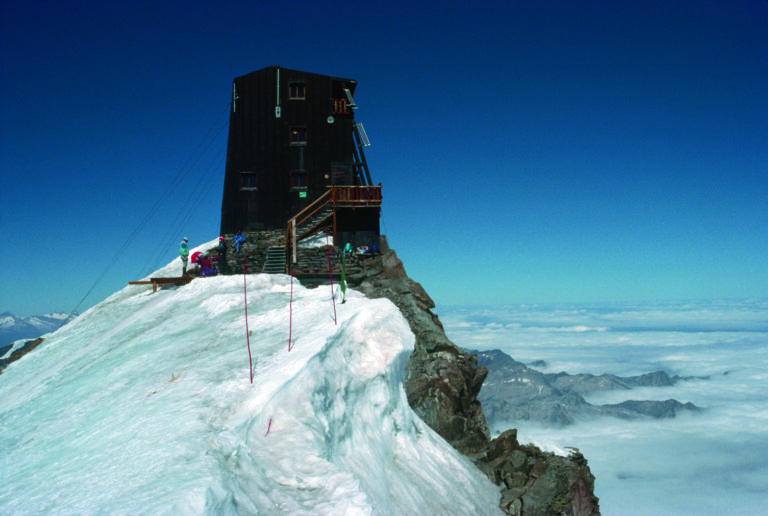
[179,237,190,276]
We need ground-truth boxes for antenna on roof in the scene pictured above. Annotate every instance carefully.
[275,66,281,118]
[232,83,239,113]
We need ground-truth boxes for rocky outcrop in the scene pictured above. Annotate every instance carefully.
[352,246,490,454]
[0,337,45,375]
[489,430,598,516]
[352,238,600,515]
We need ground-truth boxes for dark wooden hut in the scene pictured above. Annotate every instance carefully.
[219,66,381,261]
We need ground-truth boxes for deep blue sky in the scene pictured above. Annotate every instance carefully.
[2,0,766,316]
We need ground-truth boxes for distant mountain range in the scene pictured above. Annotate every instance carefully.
[470,348,702,427]
[0,312,76,350]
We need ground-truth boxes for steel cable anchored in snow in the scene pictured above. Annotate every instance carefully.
[69,104,230,317]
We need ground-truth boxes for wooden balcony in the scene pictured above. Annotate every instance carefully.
[331,185,382,206]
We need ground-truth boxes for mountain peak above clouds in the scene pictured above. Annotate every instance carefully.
[0,312,76,348]
[472,348,702,427]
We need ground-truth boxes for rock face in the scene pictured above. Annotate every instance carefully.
[353,238,600,515]
[489,430,597,516]
[353,246,490,454]
[475,349,702,427]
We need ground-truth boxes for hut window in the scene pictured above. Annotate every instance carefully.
[240,172,258,190]
[289,83,305,99]
[289,128,307,145]
[291,173,307,189]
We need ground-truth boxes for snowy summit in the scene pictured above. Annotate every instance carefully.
[0,312,75,348]
[0,254,501,514]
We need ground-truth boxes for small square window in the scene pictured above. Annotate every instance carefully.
[289,83,305,99]
[291,173,307,189]
[290,128,307,145]
[240,172,257,190]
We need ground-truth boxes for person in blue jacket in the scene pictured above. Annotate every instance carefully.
[179,237,190,275]
[233,231,245,253]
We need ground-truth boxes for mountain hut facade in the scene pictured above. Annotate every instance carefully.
[219,66,381,258]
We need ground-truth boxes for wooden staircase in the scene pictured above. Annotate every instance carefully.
[285,186,381,273]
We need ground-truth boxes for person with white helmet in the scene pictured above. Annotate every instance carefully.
[179,237,190,275]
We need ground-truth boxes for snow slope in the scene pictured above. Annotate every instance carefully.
[0,255,501,515]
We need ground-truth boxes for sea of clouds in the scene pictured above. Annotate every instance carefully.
[440,300,768,516]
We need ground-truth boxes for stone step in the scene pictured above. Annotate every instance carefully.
[215,230,371,277]
[262,246,287,274]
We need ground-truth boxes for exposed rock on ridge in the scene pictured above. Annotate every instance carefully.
[0,337,45,375]
[352,238,600,515]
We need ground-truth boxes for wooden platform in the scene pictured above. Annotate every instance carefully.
[129,276,192,293]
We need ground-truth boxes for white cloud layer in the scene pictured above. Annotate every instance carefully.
[441,300,768,515]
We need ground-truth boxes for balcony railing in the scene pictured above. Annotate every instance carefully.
[332,99,351,114]
[331,185,382,206]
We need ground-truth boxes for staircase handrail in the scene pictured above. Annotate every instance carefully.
[285,186,383,270]
[293,188,333,228]
[286,188,333,269]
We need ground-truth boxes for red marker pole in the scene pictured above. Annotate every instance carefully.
[243,256,253,383]
[288,268,294,352]
[325,229,337,325]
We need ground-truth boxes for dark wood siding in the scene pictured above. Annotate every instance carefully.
[220,66,362,234]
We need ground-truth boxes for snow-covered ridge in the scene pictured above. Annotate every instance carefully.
[0,263,501,513]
